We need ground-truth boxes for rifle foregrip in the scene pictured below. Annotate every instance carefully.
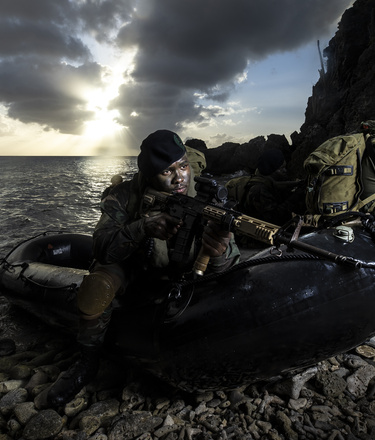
[193,248,210,276]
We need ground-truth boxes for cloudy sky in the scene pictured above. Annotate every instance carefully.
[0,0,354,156]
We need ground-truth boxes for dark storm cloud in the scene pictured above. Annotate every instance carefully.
[0,20,89,60]
[78,0,135,43]
[0,0,130,134]
[1,0,73,24]
[111,81,203,128]
[0,57,103,134]
[0,0,85,59]
[0,0,352,138]
[117,0,352,86]
[113,0,352,140]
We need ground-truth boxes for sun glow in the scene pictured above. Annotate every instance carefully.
[80,51,135,149]
[82,81,122,139]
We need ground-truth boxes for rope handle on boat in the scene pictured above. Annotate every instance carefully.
[175,252,322,290]
[20,274,78,291]
[276,234,368,269]
[14,262,78,291]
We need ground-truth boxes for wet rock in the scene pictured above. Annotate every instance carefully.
[356,345,375,359]
[7,418,22,437]
[288,397,309,411]
[108,411,163,440]
[228,389,248,408]
[33,384,53,410]
[22,409,64,439]
[276,411,298,440]
[196,390,214,403]
[39,364,61,381]
[74,399,120,435]
[270,365,324,400]
[0,379,26,394]
[64,396,88,418]
[0,351,39,373]
[315,370,347,398]
[166,399,186,415]
[121,383,146,411]
[0,388,28,415]
[13,401,38,425]
[24,349,60,368]
[24,368,49,394]
[9,364,32,380]
[0,338,16,357]
[347,364,375,398]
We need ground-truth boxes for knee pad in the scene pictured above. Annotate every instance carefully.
[77,270,122,317]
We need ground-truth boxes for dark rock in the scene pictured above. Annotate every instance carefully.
[289,0,375,176]
[0,388,28,415]
[0,339,16,357]
[74,398,120,434]
[315,370,347,398]
[22,409,64,440]
[108,411,163,440]
[185,138,208,153]
[13,401,38,426]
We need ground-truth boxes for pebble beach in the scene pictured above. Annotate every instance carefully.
[1,297,375,440]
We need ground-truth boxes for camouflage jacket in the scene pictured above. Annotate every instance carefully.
[93,169,240,276]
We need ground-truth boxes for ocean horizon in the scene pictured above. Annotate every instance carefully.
[0,156,138,256]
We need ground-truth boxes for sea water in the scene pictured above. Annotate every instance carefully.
[0,156,137,256]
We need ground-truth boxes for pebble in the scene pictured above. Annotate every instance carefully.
[22,409,63,439]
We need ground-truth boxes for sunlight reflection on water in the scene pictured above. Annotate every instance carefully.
[0,156,137,255]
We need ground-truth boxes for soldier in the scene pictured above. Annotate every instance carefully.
[101,174,123,200]
[48,129,240,407]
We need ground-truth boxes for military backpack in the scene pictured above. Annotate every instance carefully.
[304,124,375,219]
[225,175,273,211]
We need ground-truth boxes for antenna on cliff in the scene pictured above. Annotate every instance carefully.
[317,40,326,78]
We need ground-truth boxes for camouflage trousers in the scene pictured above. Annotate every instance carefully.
[76,261,128,348]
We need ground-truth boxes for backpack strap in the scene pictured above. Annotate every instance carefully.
[358,193,375,209]
[357,135,375,212]
[323,166,353,176]
[364,135,375,164]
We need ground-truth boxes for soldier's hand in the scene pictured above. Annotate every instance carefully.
[144,212,182,240]
[201,221,232,258]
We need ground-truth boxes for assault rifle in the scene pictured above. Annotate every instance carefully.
[143,175,366,274]
[143,175,280,275]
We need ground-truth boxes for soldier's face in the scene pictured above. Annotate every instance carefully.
[150,154,191,195]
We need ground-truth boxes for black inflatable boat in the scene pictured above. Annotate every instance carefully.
[1,215,375,392]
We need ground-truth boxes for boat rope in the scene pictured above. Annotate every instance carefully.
[20,275,78,291]
[16,263,78,291]
[0,259,79,292]
[0,230,84,292]
[362,216,375,242]
[176,252,322,290]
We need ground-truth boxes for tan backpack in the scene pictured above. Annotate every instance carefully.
[304,132,375,218]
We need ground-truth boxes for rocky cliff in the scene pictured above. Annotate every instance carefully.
[191,0,375,178]
[289,0,375,177]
